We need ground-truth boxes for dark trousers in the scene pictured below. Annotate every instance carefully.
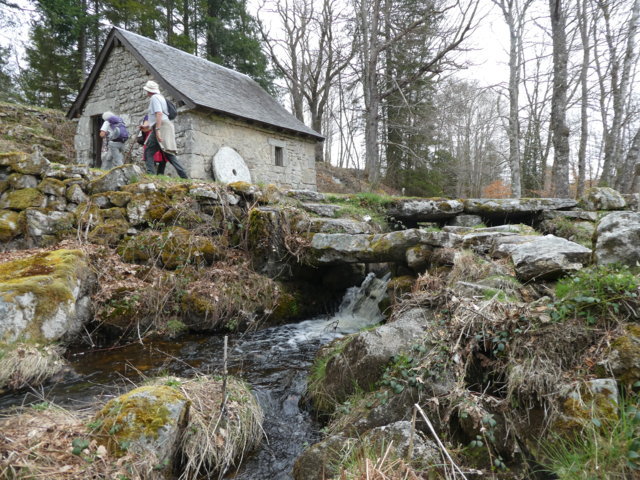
[144,129,188,179]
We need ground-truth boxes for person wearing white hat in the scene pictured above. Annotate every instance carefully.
[142,80,188,178]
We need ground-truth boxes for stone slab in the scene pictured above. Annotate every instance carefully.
[212,146,252,184]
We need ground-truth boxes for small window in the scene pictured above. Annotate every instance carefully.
[275,146,284,166]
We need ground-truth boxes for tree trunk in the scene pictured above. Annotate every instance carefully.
[362,0,380,185]
[576,0,589,197]
[599,0,640,186]
[549,0,570,198]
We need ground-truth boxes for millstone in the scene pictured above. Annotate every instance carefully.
[212,146,252,184]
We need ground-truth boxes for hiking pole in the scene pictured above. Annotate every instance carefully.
[123,138,136,165]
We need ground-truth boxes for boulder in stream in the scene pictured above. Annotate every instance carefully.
[0,249,95,389]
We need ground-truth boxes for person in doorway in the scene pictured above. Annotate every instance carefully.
[142,80,188,178]
[99,111,128,169]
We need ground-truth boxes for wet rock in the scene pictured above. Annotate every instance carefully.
[87,164,144,194]
[579,187,626,211]
[594,211,640,267]
[510,235,591,281]
[310,308,433,413]
[387,198,464,222]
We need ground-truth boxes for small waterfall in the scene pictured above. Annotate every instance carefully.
[329,272,392,333]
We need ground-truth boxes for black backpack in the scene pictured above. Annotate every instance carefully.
[166,99,178,120]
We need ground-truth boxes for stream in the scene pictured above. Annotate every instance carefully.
[0,273,390,480]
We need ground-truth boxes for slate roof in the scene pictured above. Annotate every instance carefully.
[67,27,323,141]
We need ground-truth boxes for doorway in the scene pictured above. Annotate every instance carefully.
[92,115,104,168]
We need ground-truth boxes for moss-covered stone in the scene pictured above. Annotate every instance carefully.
[65,183,88,204]
[37,177,66,197]
[159,205,207,229]
[117,227,222,268]
[126,191,172,226]
[0,209,24,241]
[603,324,640,387]
[0,188,46,211]
[553,379,619,436]
[88,219,130,246]
[101,207,127,221]
[159,227,221,269]
[107,191,132,207]
[0,151,49,175]
[181,270,281,332]
[7,173,38,189]
[74,202,103,228]
[91,384,188,467]
[0,249,92,343]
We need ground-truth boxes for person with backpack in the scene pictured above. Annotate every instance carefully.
[142,80,188,179]
[138,115,167,171]
[99,111,129,169]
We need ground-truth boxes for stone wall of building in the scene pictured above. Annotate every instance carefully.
[74,45,318,190]
[182,111,317,190]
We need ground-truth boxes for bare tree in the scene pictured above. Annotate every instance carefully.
[354,0,480,185]
[575,0,592,197]
[596,0,640,187]
[491,0,533,198]
[548,0,570,197]
[258,0,354,162]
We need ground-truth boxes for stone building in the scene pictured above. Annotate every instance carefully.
[67,27,322,190]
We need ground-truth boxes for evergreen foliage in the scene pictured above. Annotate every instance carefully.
[14,0,274,109]
[0,47,19,103]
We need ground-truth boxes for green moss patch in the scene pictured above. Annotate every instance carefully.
[0,249,88,342]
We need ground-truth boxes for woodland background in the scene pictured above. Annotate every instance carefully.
[0,0,639,199]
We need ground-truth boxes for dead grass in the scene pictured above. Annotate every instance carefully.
[0,344,66,390]
[446,250,497,286]
[175,376,264,479]
[0,405,131,479]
